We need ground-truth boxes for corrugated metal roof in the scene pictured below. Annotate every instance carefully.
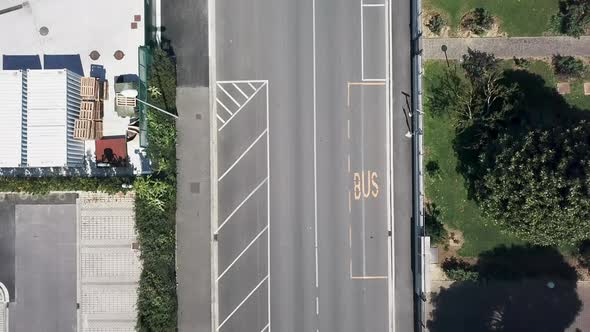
[26,70,69,167]
[0,70,23,167]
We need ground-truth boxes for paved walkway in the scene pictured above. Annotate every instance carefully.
[423,36,590,59]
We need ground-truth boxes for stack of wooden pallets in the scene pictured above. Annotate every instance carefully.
[74,77,107,140]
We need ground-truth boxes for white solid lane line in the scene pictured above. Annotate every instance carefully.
[260,323,270,332]
[217,275,269,330]
[218,128,268,181]
[312,0,320,330]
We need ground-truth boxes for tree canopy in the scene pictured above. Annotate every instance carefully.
[481,125,590,245]
[428,49,590,246]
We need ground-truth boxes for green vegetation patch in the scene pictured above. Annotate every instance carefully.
[424,0,559,36]
[135,47,178,332]
[424,61,520,257]
[0,176,132,194]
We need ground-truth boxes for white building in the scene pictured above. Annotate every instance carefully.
[0,70,24,167]
[0,69,84,168]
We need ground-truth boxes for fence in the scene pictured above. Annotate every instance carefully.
[138,46,152,148]
[411,0,429,329]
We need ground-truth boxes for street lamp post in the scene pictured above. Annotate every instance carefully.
[441,44,450,68]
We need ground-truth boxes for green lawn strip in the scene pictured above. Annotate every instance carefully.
[423,0,559,36]
[423,61,521,257]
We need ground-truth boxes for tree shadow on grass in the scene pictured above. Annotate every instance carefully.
[428,245,582,332]
[453,69,590,201]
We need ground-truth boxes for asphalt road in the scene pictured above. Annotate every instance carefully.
[214,0,413,331]
[165,0,413,329]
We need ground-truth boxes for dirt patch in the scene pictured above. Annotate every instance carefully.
[435,227,478,264]
[422,11,450,38]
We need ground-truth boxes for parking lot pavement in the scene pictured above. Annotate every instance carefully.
[215,81,270,332]
[0,194,79,332]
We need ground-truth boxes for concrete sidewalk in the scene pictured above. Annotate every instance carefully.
[423,36,590,59]
[162,0,213,330]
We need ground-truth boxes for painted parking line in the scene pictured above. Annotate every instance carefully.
[217,224,268,281]
[217,274,269,330]
[218,128,268,181]
[360,0,387,82]
[216,176,268,233]
[216,79,271,332]
[216,81,268,130]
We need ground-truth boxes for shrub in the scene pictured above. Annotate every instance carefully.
[426,13,446,35]
[425,202,447,246]
[461,8,494,35]
[552,54,585,77]
[550,0,590,37]
[135,177,177,331]
[513,57,530,68]
[442,257,480,282]
[135,47,178,332]
[0,176,132,194]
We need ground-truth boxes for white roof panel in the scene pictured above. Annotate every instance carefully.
[26,70,69,167]
[0,71,23,167]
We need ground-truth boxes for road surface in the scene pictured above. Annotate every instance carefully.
[212,0,414,331]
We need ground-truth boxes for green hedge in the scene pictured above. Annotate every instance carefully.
[135,178,177,331]
[135,47,178,332]
[0,176,132,194]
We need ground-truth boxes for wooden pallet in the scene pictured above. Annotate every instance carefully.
[80,77,100,100]
[73,119,94,140]
[79,101,103,120]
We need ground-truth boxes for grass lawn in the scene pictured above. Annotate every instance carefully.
[423,61,521,257]
[424,59,590,257]
[520,60,590,111]
[423,0,559,36]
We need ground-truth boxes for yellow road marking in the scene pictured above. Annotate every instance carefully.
[350,275,388,280]
[347,81,386,108]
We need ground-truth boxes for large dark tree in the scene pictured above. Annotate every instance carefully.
[481,123,590,245]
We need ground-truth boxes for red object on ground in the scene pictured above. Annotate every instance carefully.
[95,136,128,167]
[134,15,141,22]
[131,22,138,29]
